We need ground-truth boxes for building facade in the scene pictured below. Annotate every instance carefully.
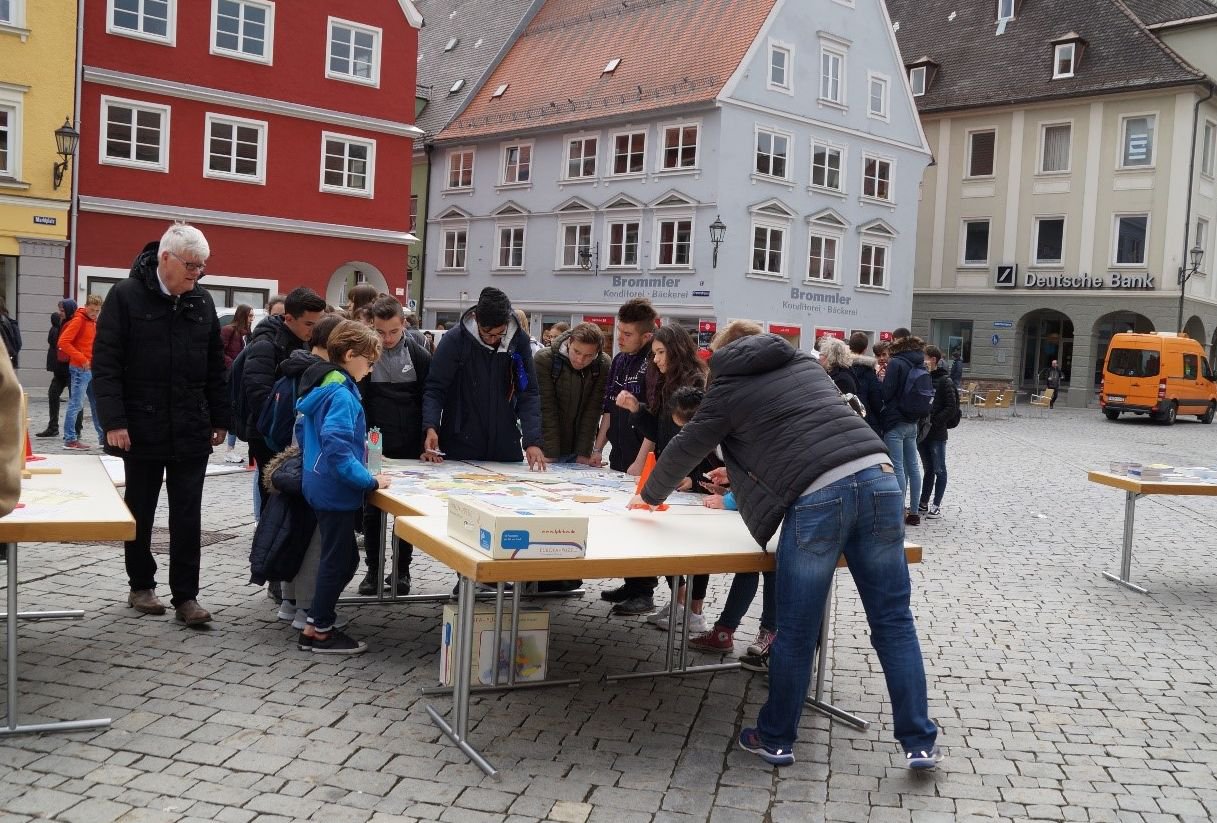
[890,0,1217,406]
[423,0,929,351]
[76,0,421,314]
[0,0,77,388]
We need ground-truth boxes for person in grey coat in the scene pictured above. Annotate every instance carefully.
[630,323,940,771]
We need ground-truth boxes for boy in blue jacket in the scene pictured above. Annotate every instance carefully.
[294,320,388,654]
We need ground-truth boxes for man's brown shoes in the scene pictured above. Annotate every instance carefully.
[128,589,166,615]
[174,600,212,626]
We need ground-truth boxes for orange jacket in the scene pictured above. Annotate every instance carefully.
[58,311,96,369]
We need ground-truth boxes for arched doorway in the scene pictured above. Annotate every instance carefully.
[325,261,389,309]
[1092,311,1154,392]
[1019,309,1074,390]
[1183,315,1205,346]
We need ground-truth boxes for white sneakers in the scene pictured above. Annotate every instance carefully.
[647,602,709,634]
[224,449,245,464]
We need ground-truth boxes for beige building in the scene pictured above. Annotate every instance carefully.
[889,0,1217,407]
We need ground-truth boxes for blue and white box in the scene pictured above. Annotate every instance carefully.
[447,496,588,559]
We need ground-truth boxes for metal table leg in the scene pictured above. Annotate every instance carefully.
[804,577,869,730]
[1,542,111,737]
[1102,491,1148,593]
[423,575,500,779]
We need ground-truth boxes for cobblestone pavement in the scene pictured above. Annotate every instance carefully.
[4,402,1217,822]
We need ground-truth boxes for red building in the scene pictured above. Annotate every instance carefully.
[74,0,422,310]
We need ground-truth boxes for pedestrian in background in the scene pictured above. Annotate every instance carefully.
[917,344,957,520]
[221,304,252,463]
[880,331,927,526]
[93,224,230,626]
[36,299,81,439]
[0,296,21,370]
[1045,359,1062,408]
[58,294,104,449]
[817,336,857,396]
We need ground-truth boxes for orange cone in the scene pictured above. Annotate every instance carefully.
[25,427,45,462]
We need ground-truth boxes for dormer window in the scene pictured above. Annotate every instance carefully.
[909,66,926,96]
[997,0,1015,21]
[906,57,937,97]
[1051,34,1085,80]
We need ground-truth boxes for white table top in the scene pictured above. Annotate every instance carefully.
[0,455,136,543]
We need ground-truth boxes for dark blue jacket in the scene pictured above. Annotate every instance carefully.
[248,449,315,585]
[849,358,884,435]
[421,308,541,462]
[879,342,927,433]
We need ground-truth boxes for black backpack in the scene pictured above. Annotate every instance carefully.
[898,363,935,419]
[944,387,963,429]
[256,372,301,454]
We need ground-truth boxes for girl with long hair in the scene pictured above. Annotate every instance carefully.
[221,304,253,462]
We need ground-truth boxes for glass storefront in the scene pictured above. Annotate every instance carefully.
[1020,310,1073,389]
[930,319,973,374]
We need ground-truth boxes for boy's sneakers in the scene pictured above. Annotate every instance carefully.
[926,505,942,519]
[737,728,794,766]
[739,648,769,673]
[611,593,655,616]
[689,625,735,652]
[905,513,921,526]
[276,600,296,622]
[905,746,944,770]
[224,449,245,464]
[64,441,91,450]
[653,610,707,634]
[917,502,929,514]
[747,627,776,656]
[299,628,366,655]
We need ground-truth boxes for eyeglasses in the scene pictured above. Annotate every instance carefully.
[478,325,507,342]
[170,251,206,273]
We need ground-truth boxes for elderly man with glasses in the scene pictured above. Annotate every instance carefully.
[421,286,545,470]
[92,223,230,626]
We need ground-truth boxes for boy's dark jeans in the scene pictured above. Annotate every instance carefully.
[308,509,362,632]
[362,504,413,576]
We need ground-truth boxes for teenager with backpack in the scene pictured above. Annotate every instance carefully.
[916,345,959,520]
[534,322,610,463]
[880,331,932,526]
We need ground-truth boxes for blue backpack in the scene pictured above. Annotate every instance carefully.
[898,363,935,420]
[227,346,251,440]
[256,373,300,453]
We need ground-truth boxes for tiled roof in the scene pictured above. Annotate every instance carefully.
[437,0,777,143]
[1122,0,1217,26]
[886,0,1207,114]
[413,0,542,140]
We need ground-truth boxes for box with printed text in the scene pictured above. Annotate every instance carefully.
[446,496,588,559]
[439,604,550,686]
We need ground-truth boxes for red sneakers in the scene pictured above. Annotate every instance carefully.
[64,441,92,450]
[689,625,734,651]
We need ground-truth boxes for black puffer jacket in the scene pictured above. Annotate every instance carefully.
[248,446,315,585]
[879,337,927,432]
[361,336,431,459]
[641,334,887,547]
[242,315,306,440]
[922,365,958,442]
[93,241,229,460]
[849,355,883,434]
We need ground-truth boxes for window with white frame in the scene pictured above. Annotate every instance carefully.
[565,135,597,180]
[755,127,790,180]
[607,220,641,267]
[101,97,169,171]
[558,222,593,269]
[967,130,996,178]
[862,155,892,201]
[769,43,792,92]
[858,242,888,289]
[212,0,273,63]
[320,132,374,196]
[962,219,990,266]
[327,17,380,85]
[807,233,839,283]
[820,46,845,104]
[1202,120,1216,178]
[108,0,174,42]
[1196,218,1210,273]
[0,103,17,179]
[1113,214,1148,266]
[655,218,693,267]
[441,228,467,270]
[205,114,266,183]
[446,149,473,190]
[751,223,786,277]
[501,142,532,185]
[661,124,699,170]
[997,0,1014,21]
[1033,216,1065,265]
[909,66,926,97]
[1053,42,1075,79]
[1120,114,1156,168]
[611,131,645,175]
[497,225,525,269]
[0,0,23,26]
[868,74,889,119]
[811,141,844,191]
[1040,122,1071,173]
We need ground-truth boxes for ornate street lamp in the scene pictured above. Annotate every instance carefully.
[709,215,726,268]
[53,118,80,189]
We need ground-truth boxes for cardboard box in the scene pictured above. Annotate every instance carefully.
[440,604,550,686]
[447,496,588,559]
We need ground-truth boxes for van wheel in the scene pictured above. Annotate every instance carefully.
[1202,403,1216,424]
[1104,410,1120,421]
[1159,402,1178,425]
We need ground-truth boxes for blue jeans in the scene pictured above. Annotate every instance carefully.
[308,509,361,632]
[64,366,103,444]
[717,571,776,632]
[917,439,947,507]
[883,421,921,511]
[755,466,937,753]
